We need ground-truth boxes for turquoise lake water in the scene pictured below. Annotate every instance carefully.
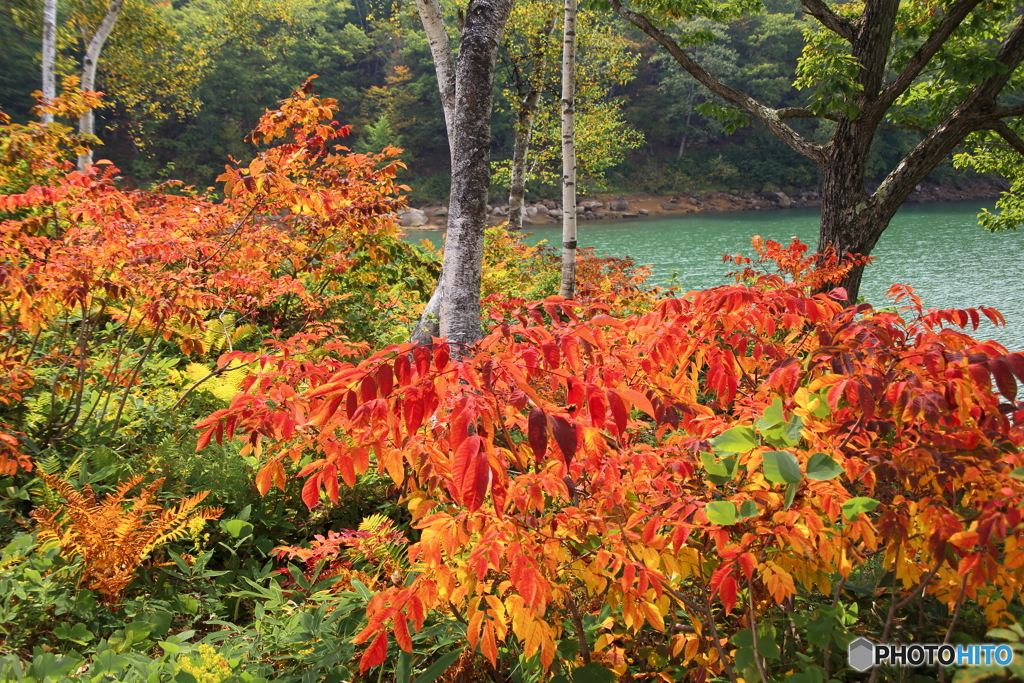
[409,202,1024,350]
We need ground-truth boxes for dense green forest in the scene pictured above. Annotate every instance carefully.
[1,0,965,202]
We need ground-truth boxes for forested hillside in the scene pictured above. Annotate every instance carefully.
[0,0,974,201]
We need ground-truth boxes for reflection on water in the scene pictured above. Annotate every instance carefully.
[410,202,1024,350]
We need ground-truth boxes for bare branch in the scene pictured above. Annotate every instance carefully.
[992,120,1024,156]
[800,0,856,42]
[777,107,829,120]
[992,103,1024,119]
[610,0,825,164]
[876,0,985,115]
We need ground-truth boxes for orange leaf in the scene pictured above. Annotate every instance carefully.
[359,631,388,672]
[450,435,490,512]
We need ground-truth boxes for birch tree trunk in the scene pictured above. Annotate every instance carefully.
[558,0,578,299]
[410,0,456,345]
[77,0,126,170]
[507,89,541,232]
[411,0,513,350]
[41,0,56,124]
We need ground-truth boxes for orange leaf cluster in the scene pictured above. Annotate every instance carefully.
[198,241,1024,677]
[0,77,407,462]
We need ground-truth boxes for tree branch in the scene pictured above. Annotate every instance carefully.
[610,0,825,164]
[991,103,1024,119]
[872,13,1024,219]
[876,0,985,115]
[800,0,856,42]
[415,0,457,137]
[777,107,830,120]
[992,120,1024,156]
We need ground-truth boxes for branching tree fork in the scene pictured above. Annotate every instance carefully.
[412,0,514,349]
[611,0,1024,302]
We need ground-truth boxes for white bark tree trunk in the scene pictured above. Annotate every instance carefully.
[41,0,57,124]
[414,0,456,138]
[558,0,578,299]
[411,0,513,350]
[507,88,541,232]
[77,0,125,170]
[409,0,457,345]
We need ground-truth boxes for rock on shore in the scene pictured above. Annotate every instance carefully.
[400,178,1005,229]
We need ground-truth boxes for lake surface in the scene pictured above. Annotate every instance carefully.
[410,202,1024,350]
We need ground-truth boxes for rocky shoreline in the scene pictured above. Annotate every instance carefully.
[398,178,1006,229]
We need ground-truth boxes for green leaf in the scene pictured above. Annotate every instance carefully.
[412,650,463,683]
[806,453,844,481]
[986,628,1021,643]
[700,452,737,484]
[706,501,738,525]
[841,497,880,520]
[1011,467,1024,481]
[757,632,780,660]
[711,426,758,454]
[756,398,784,430]
[222,519,254,539]
[782,415,804,446]
[762,451,802,484]
[784,482,798,510]
[730,629,754,647]
[739,500,759,519]
[396,650,413,683]
[572,663,616,683]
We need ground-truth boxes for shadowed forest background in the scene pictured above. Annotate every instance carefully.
[0,0,972,202]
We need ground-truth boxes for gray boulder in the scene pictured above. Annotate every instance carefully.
[399,209,428,227]
[609,196,630,211]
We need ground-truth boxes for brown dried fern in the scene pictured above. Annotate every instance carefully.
[31,474,223,604]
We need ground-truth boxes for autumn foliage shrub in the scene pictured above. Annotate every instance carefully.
[0,78,436,475]
[199,239,1024,681]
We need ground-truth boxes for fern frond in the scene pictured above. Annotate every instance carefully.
[29,474,223,604]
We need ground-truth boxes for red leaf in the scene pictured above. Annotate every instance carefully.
[346,390,358,419]
[991,357,1018,400]
[360,376,377,403]
[528,407,548,462]
[434,343,450,371]
[828,287,849,301]
[413,345,431,377]
[451,436,490,511]
[377,364,394,397]
[549,415,577,467]
[338,454,356,487]
[586,384,607,429]
[450,400,471,452]
[619,389,657,419]
[404,392,425,435]
[606,390,628,437]
[196,425,216,451]
[968,362,990,388]
[1007,352,1024,384]
[322,462,339,502]
[566,377,584,410]
[301,472,322,509]
[395,354,411,385]
[359,631,388,672]
[541,340,560,369]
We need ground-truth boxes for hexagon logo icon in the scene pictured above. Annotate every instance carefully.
[848,637,876,672]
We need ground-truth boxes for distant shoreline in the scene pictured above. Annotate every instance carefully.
[399,178,1004,229]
